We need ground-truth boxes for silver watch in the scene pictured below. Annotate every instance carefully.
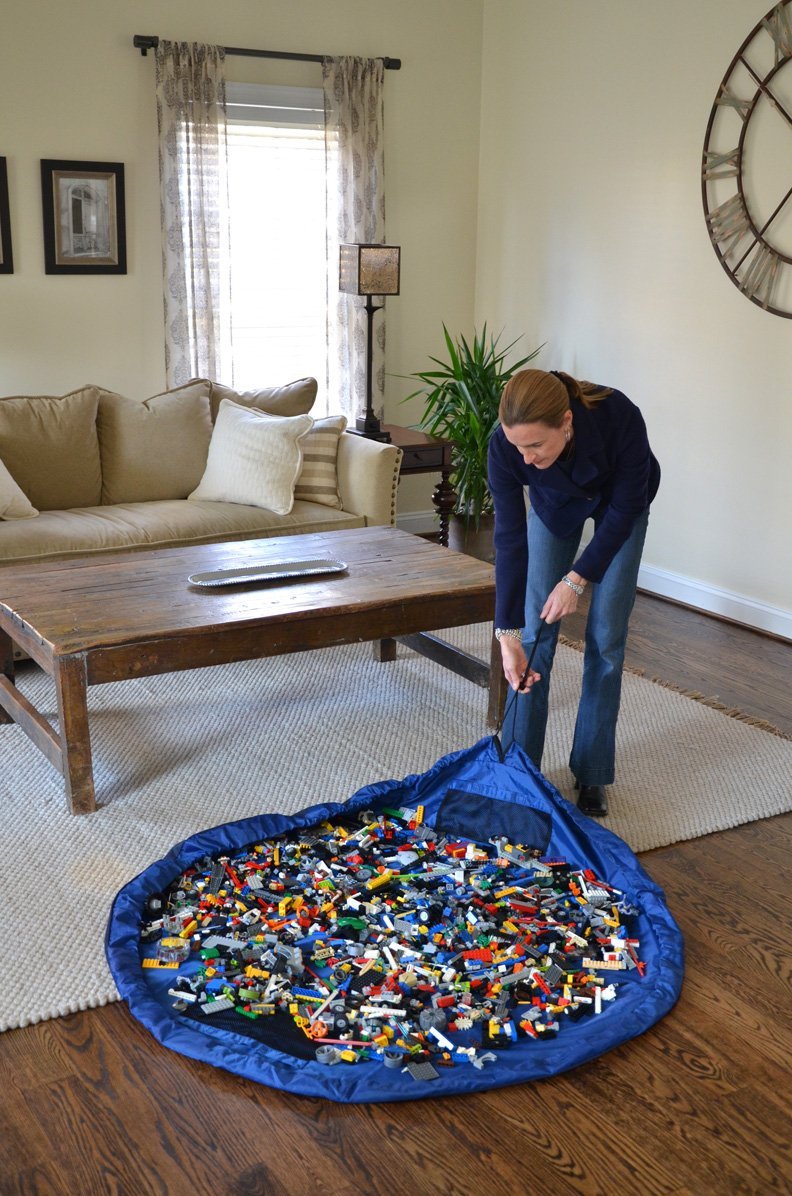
[494,628,523,642]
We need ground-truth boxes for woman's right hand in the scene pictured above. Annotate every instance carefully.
[500,636,540,693]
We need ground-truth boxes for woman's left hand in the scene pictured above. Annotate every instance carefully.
[541,580,580,625]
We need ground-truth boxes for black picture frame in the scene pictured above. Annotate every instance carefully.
[40,159,127,274]
[0,158,13,275]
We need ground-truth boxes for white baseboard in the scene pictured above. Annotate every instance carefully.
[637,564,792,641]
[397,511,792,641]
[397,511,438,536]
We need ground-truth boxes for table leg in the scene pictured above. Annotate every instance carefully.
[376,638,398,662]
[0,628,14,724]
[53,654,97,815]
[432,468,457,548]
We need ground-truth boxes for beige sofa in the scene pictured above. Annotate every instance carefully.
[0,377,403,566]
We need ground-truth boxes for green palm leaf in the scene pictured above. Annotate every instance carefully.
[400,326,543,527]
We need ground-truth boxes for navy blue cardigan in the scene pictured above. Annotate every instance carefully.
[487,388,660,628]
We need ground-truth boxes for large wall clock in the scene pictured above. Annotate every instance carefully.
[702,1,792,317]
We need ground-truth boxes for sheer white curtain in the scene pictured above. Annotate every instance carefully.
[322,57,387,423]
[155,42,232,385]
[151,47,386,406]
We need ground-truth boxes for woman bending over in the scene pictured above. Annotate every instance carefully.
[488,368,660,816]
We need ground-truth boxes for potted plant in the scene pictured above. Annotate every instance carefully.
[402,325,542,559]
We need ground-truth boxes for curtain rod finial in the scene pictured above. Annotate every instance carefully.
[133,34,160,56]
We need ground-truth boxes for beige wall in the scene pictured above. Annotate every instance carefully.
[478,0,792,635]
[0,0,483,513]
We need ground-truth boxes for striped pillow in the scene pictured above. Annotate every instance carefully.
[294,415,347,509]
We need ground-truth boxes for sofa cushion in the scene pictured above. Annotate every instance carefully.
[0,500,366,562]
[294,415,347,510]
[0,387,102,510]
[189,400,313,515]
[0,457,39,520]
[207,377,317,421]
[97,381,213,503]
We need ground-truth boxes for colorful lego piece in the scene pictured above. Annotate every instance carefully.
[137,807,645,1081]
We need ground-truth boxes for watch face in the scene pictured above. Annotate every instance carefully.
[702,0,792,317]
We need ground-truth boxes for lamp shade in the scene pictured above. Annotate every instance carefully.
[339,243,400,296]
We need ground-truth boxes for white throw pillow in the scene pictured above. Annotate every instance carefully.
[294,415,347,509]
[188,399,314,515]
[0,457,39,520]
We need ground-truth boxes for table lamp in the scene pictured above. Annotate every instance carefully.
[339,243,401,441]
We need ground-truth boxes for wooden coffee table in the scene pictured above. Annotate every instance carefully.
[0,527,502,814]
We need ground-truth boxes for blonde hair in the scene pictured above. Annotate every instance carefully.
[499,369,612,428]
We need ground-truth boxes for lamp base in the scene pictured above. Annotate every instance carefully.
[351,414,391,443]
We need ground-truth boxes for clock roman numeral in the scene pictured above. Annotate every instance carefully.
[703,148,740,180]
[706,193,751,256]
[762,2,792,62]
[716,84,751,122]
[737,242,780,308]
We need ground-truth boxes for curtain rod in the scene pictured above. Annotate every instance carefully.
[132,34,401,70]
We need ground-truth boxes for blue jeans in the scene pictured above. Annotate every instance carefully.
[501,506,649,786]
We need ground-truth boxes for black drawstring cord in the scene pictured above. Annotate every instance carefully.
[494,619,546,760]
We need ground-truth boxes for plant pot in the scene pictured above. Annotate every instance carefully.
[448,512,495,563]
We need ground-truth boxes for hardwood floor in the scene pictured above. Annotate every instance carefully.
[1,594,790,1196]
[567,590,792,737]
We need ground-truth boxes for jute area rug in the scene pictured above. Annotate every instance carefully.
[2,624,790,1032]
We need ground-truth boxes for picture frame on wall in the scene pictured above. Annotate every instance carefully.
[0,158,13,274]
[40,159,127,274]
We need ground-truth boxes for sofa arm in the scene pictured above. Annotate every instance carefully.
[336,433,403,526]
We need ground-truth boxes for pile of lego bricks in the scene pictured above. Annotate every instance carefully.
[139,806,645,1082]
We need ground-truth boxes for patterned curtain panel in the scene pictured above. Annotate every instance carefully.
[322,57,386,422]
[155,42,232,386]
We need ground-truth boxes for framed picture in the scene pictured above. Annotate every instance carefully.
[0,158,12,274]
[40,159,127,274]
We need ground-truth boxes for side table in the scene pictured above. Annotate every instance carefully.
[382,424,456,547]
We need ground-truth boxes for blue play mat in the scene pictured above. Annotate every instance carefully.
[106,737,684,1103]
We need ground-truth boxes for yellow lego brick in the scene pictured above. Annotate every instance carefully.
[366,869,394,890]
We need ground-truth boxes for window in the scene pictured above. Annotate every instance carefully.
[226,83,337,413]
